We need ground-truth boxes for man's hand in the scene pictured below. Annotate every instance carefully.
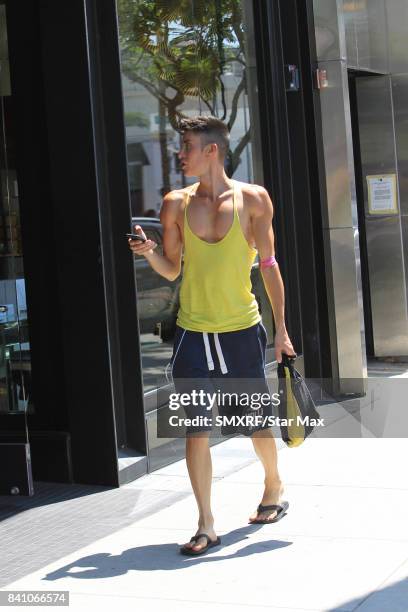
[128,225,157,257]
[274,325,296,364]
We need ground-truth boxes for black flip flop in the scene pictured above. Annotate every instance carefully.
[180,533,222,556]
[249,500,289,524]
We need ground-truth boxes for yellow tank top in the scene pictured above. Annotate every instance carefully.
[176,180,261,332]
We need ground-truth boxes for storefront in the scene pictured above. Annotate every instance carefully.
[2,0,406,494]
[0,0,340,493]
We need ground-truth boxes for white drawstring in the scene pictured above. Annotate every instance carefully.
[202,332,228,373]
[202,332,215,370]
[167,329,229,380]
[214,333,228,374]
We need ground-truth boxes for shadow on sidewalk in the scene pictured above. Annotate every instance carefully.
[328,576,408,612]
[41,525,292,580]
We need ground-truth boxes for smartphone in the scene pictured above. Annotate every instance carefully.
[126,233,147,242]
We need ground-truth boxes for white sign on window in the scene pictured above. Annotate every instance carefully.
[366,174,398,215]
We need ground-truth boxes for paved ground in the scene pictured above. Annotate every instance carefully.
[2,440,408,611]
[1,361,408,611]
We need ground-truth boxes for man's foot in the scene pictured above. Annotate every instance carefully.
[182,525,218,553]
[249,483,286,523]
[180,532,221,556]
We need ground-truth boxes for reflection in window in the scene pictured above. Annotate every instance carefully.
[0,4,32,418]
[117,0,273,395]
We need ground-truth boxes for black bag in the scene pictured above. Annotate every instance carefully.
[277,353,321,447]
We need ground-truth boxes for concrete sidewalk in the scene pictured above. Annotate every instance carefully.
[3,434,408,612]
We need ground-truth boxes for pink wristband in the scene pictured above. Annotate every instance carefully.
[260,255,277,269]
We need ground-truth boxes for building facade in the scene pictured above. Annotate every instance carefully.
[1,0,407,494]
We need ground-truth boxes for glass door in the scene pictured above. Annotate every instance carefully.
[116,0,276,470]
[116,0,274,399]
[0,2,32,495]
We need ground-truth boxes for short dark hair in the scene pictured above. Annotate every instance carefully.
[178,115,230,160]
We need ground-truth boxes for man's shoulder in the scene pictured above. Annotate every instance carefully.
[160,185,196,224]
[236,181,270,211]
[163,186,189,203]
[162,185,198,208]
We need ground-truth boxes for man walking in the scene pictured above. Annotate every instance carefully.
[128,115,296,555]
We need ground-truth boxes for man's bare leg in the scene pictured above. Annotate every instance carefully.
[249,428,285,522]
[182,434,218,552]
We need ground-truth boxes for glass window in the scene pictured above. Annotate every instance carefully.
[117,0,275,395]
[0,3,31,420]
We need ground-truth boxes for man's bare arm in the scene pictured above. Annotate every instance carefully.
[250,186,286,330]
[250,186,296,360]
[128,192,183,281]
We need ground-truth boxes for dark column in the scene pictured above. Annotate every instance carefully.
[252,0,303,362]
[293,0,333,381]
[85,0,147,456]
[253,0,332,382]
[278,0,333,381]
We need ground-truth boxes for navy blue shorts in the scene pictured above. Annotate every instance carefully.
[168,322,274,436]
